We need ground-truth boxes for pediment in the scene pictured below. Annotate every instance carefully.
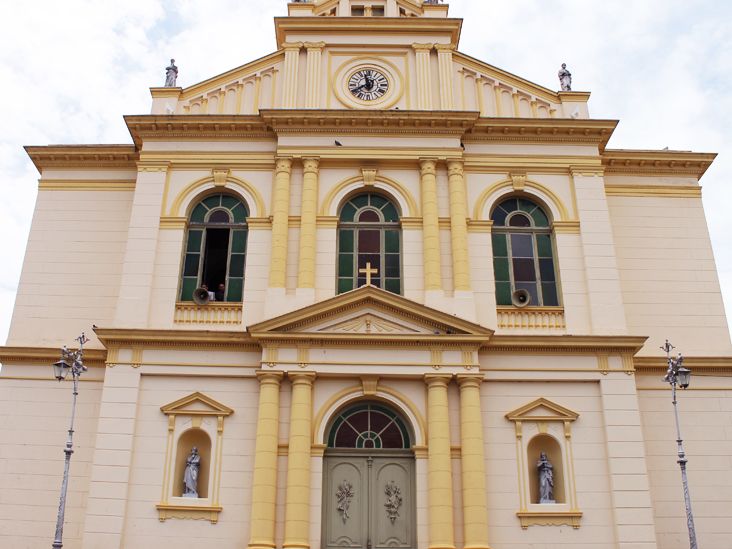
[248,285,493,344]
[505,398,579,423]
[161,392,234,417]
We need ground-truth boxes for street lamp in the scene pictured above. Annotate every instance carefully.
[51,333,89,549]
[662,340,698,549]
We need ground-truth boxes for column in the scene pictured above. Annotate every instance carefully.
[435,44,455,110]
[269,157,293,288]
[297,158,320,290]
[304,42,325,108]
[248,372,285,549]
[284,372,316,549]
[447,160,471,291]
[412,43,434,110]
[282,42,302,108]
[457,375,491,549]
[425,374,455,549]
[419,159,442,292]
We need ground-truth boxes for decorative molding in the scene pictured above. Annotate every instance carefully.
[603,149,716,179]
[160,391,234,418]
[174,302,243,325]
[212,168,230,187]
[93,327,259,351]
[160,217,187,230]
[155,503,223,524]
[38,179,136,192]
[510,172,527,191]
[361,376,379,395]
[465,118,617,150]
[604,184,702,198]
[485,335,647,354]
[25,145,138,172]
[552,221,581,234]
[0,346,107,368]
[125,115,274,148]
[496,307,566,330]
[516,510,583,529]
[361,168,377,185]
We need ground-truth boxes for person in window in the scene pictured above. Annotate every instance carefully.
[201,284,216,302]
[215,283,225,302]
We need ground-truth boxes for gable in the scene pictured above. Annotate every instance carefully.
[161,392,234,417]
[505,398,579,423]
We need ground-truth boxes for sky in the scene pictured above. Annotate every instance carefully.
[0,0,730,344]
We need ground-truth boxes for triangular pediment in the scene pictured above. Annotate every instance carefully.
[248,285,493,344]
[161,392,234,417]
[505,398,579,423]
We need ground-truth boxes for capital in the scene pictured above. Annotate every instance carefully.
[419,158,437,176]
[447,160,464,177]
[282,41,303,52]
[275,157,293,175]
[434,43,457,52]
[288,371,317,386]
[303,41,326,51]
[256,371,285,386]
[424,373,453,388]
[412,43,434,52]
[457,374,484,390]
[302,157,320,174]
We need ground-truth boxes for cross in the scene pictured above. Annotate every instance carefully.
[359,262,379,286]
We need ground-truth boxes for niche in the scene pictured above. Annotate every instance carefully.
[527,434,565,504]
[173,428,212,499]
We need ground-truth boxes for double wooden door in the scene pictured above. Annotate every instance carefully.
[323,451,415,549]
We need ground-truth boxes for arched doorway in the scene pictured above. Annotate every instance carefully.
[323,402,415,549]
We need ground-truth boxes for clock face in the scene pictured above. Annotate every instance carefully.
[348,69,389,101]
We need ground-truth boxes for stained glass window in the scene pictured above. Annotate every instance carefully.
[180,193,249,302]
[491,197,559,307]
[337,193,401,294]
[327,403,411,449]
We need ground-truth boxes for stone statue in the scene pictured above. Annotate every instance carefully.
[558,63,572,91]
[183,447,200,498]
[164,59,178,87]
[537,452,555,503]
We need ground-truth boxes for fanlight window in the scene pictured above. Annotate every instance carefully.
[328,403,411,449]
[491,197,559,307]
[180,194,249,302]
[337,193,401,295]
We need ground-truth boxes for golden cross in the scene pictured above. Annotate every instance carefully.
[359,262,379,286]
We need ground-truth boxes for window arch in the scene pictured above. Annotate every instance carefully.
[180,193,249,302]
[337,192,401,294]
[491,197,559,307]
[327,402,411,449]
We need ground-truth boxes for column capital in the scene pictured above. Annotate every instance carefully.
[303,41,326,51]
[435,43,457,52]
[447,160,464,176]
[282,41,304,51]
[287,371,317,385]
[457,374,485,389]
[256,371,285,385]
[412,42,434,52]
[302,157,320,174]
[275,157,293,174]
[419,158,438,175]
[424,373,453,387]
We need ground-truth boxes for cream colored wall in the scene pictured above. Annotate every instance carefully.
[637,373,732,549]
[0,364,104,549]
[8,187,133,348]
[607,192,732,355]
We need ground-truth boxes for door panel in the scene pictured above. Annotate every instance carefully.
[324,459,368,549]
[371,459,413,549]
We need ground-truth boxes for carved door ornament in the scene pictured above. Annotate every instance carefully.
[336,480,355,523]
[384,481,402,524]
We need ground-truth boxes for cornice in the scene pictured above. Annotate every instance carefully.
[602,149,716,179]
[93,327,259,351]
[464,118,618,151]
[274,17,462,49]
[260,109,480,137]
[25,145,138,173]
[634,356,732,373]
[0,346,107,367]
[484,335,648,354]
[125,115,274,148]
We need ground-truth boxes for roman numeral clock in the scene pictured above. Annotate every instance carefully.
[348,68,389,101]
[335,61,401,108]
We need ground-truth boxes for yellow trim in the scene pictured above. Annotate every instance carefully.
[473,178,570,222]
[516,511,582,529]
[419,159,442,291]
[169,174,266,218]
[447,161,471,290]
[160,217,187,230]
[298,158,320,288]
[38,179,135,191]
[156,504,223,524]
[604,184,702,198]
[552,221,580,234]
[319,174,420,217]
[496,307,566,330]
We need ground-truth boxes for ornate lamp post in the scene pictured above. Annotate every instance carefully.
[51,333,89,549]
[662,340,697,549]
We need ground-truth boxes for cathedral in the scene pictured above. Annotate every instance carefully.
[2,1,731,548]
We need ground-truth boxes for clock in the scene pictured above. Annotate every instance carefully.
[348,68,389,101]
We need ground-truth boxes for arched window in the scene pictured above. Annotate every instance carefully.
[337,193,401,294]
[491,197,559,306]
[180,193,249,302]
[327,402,411,449]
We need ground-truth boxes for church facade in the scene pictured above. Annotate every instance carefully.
[2,1,731,548]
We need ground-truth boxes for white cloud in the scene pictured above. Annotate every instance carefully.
[0,0,730,342]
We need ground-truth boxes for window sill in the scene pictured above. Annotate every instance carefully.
[497,307,565,330]
[516,506,582,529]
[174,302,242,325]
[156,498,222,523]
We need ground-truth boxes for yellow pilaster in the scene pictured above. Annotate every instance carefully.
[458,375,492,549]
[284,372,316,549]
[412,43,434,110]
[304,42,325,108]
[447,160,471,291]
[425,374,456,549]
[269,157,292,288]
[512,92,521,117]
[492,84,502,117]
[248,371,284,549]
[436,44,455,110]
[282,42,303,108]
[297,157,320,289]
[475,78,487,117]
[419,159,442,291]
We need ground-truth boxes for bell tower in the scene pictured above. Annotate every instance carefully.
[287,0,449,18]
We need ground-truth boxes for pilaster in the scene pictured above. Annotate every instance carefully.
[283,372,316,549]
[282,42,303,109]
[419,159,442,292]
[248,371,285,549]
[425,374,456,549]
[269,158,293,288]
[435,44,455,110]
[297,158,320,290]
[304,42,325,109]
[447,161,471,291]
[412,44,434,110]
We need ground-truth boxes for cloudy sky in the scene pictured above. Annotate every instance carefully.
[0,0,730,343]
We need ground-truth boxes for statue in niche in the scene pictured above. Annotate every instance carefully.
[537,452,555,503]
[558,63,572,91]
[183,447,201,498]
[164,59,178,87]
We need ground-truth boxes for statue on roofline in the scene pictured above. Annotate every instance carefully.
[558,63,572,91]
[164,59,178,87]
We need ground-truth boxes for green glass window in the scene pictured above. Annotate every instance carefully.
[327,402,411,449]
[490,197,559,307]
[180,193,249,302]
[337,193,401,294]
